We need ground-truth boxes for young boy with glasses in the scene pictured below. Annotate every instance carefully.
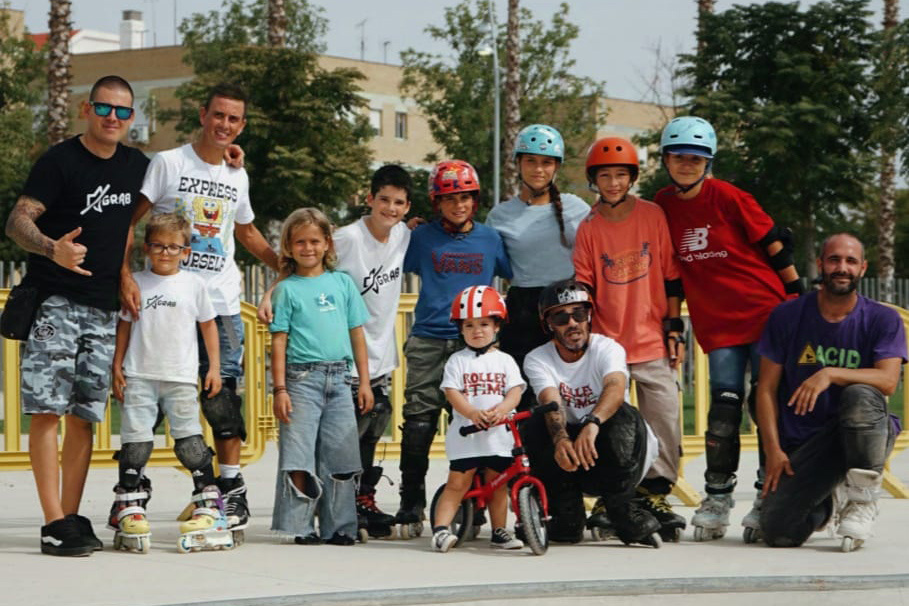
[108,213,233,553]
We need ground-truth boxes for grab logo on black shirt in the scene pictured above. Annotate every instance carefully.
[80,184,132,215]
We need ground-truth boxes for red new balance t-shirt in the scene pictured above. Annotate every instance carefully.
[654,178,785,352]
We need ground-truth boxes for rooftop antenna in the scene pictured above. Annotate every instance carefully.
[356,19,366,61]
[144,0,159,47]
[383,40,390,64]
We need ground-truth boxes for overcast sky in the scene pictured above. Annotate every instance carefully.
[11,0,891,101]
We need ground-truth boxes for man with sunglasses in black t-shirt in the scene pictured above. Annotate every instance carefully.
[522,278,662,547]
[5,75,150,556]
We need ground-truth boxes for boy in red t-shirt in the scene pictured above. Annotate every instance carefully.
[574,137,686,541]
[653,117,802,542]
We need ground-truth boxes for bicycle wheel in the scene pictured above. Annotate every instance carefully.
[429,483,475,547]
[518,484,549,555]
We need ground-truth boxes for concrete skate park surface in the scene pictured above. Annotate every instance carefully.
[2,447,908,606]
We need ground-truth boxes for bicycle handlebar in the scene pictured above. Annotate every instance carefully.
[459,401,559,436]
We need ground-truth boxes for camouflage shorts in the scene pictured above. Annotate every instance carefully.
[21,295,117,423]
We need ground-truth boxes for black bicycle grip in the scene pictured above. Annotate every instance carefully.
[536,401,559,414]
[459,423,485,436]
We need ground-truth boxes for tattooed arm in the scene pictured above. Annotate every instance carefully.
[5,196,91,276]
[537,386,579,472]
[574,371,628,470]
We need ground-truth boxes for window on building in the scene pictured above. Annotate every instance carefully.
[369,108,382,136]
[395,112,408,140]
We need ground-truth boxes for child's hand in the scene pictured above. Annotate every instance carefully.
[466,408,487,429]
[257,293,274,324]
[112,367,126,402]
[357,384,374,414]
[204,369,222,397]
[273,391,292,424]
[224,144,244,168]
[483,406,506,427]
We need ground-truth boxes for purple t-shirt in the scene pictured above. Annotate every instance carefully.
[757,291,907,449]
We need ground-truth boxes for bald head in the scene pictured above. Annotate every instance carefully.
[820,233,864,263]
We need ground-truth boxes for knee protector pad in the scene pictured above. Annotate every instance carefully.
[116,441,154,489]
[174,435,216,490]
[548,482,585,543]
[399,415,439,480]
[705,390,744,478]
[358,398,392,445]
[202,385,246,441]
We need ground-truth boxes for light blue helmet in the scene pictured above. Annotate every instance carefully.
[513,124,565,162]
[660,117,717,158]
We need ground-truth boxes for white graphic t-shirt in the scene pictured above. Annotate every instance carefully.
[440,348,526,461]
[333,218,411,378]
[523,333,631,424]
[141,144,254,315]
[121,270,216,384]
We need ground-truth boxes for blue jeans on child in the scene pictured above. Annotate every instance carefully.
[271,362,362,540]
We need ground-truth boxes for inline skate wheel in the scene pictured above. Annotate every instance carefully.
[407,521,423,538]
[743,526,759,544]
[358,528,369,543]
[591,526,611,542]
[648,532,663,549]
[138,536,150,554]
[660,527,682,543]
[693,526,706,542]
[177,536,192,554]
[113,534,123,551]
[232,529,245,546]
[841,536,860,553]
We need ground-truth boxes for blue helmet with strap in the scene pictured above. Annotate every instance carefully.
[513,124,565,162]
[660,116,717,159]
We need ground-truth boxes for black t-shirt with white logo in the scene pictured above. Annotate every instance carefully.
[21,136,150,311]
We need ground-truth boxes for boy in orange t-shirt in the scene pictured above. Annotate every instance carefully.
[573,137,686,541]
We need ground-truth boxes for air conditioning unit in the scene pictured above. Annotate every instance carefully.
[128,124,149,144]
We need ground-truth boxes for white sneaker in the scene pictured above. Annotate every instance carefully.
[490,527,524,550]
[431,528,457,553]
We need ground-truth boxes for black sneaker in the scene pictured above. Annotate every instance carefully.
[325,532,355,546]
[293,533,322,545]
[66,513,103,551]
[219,474,250,529]
[41,518,94,557]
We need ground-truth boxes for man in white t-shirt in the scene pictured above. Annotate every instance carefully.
[120,83,279,532]
[332,165,412,538]
[523,279,660,546]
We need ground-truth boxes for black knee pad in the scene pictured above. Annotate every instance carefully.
[116,441,153,489]
[705,390,743,478]
[358,399,392,446]
[399,415,439,479]
[548,482,585,543]
[174,435,216,490]
[202,385,246,441]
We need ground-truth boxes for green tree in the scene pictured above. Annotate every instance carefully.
[0,7,46,260]
[643,0,875,278]
[167,0,372,231]
[400,0,603,214]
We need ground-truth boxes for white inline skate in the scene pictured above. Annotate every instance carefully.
[837,469,882,553]
[177,485,235,553]
[108,484,152,554]
[741,496,763,544]
[691,492,734,541]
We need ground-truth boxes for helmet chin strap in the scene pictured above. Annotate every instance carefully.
[466,341,494,357]
[440,217,473,235]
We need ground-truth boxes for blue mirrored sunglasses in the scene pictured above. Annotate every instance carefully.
[90,101,134,120]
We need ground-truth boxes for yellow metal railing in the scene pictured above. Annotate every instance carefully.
[1,289,907,505]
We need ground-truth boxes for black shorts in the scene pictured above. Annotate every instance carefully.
[449,455,512,473]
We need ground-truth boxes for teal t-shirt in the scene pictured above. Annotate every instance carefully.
[269,271,369,364]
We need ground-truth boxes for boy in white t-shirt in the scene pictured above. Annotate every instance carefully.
[108,213,226,552]
[332,165,412,539]
[430,286,525,552]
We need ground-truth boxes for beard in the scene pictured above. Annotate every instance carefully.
[821,269,859,295]
[554,324,589,352]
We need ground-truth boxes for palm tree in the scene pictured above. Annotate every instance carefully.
[267,0,287,48]
[502,0,521,200]
[696,0,715,55]
[47,0,72,145]
[877,0,899,303]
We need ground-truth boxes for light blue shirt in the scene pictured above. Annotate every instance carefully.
[269,271,369,364]
[486,193,590,287]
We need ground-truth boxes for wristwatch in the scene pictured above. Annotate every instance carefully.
[580,413,602,428]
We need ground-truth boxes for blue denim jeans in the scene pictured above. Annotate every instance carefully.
[271,362,361,540]
[707,343,760,394]
[198,314,244,380]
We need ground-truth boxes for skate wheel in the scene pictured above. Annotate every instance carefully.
[743,526,760,544]
[591,526,611,542]
[841,536,857,553]
[693,526,706,542]
[649,532,663,549]
[113,534,123,550]
[232,529,245,546]
[358,528,369,543]
[177,536,192,554]
[660,527,682,543]
[398,524,410,540]
[138,536,150,554]
[408,521,424,538]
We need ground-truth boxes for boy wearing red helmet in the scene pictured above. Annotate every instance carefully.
[573,137,686,541]
[396,160,512,538]
[430,286,525,552]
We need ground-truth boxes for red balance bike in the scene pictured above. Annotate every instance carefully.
[429,402,557,555]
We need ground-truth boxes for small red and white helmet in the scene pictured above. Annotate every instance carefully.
[450,285,508,322]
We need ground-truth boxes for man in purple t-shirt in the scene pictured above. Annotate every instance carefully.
[755,233,906,550]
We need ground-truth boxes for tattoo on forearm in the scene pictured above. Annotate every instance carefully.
[545,408,569,446]
[6,197,52,258]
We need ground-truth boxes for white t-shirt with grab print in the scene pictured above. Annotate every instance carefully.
[523,333,631,424]
[141,144,255,315]
[440,347,526,461]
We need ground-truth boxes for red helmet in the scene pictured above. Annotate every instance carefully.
[450,286,508,322]
[429,160,480,202]
[585,137,640,183]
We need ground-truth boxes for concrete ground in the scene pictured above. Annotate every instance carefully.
[2,446,908,606]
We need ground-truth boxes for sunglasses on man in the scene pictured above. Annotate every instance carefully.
[90,101,134,120]
[548,307,590,327]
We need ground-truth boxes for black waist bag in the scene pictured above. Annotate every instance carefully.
[1,284,45,340]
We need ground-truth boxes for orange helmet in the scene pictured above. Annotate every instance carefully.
[450,286,508,322]
[585,137,639,183]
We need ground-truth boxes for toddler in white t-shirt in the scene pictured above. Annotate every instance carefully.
[430,286,525,553]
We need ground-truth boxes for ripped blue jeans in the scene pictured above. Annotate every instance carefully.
[271,362,362,539]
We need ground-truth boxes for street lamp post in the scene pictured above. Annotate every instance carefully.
[479,0,501,205]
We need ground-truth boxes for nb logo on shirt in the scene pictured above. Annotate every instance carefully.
[678,227,709,253]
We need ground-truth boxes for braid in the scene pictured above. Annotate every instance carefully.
[549,182,568,247]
